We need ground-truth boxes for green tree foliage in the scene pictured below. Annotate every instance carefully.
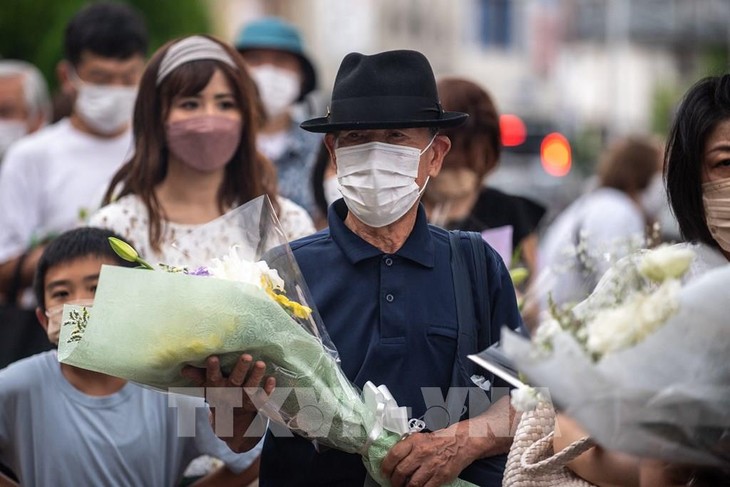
[0,0,212,91]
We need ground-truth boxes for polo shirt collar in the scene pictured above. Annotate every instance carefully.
[328,200,435,268]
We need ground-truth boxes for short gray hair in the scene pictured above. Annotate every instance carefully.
[0,60,52,124]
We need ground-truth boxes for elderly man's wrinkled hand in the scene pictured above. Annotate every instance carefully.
[380,430,474,487]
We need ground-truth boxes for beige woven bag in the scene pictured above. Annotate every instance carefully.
[503,401,597,487]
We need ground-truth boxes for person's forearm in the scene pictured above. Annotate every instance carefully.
[520,233,540,282]
[0,258,21,296]
[441,395,516,463]
[554,413,640,487]
[217,411,264,454]
[0,246,44,296]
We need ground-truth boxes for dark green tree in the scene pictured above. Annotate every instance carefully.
[0,0,212,91]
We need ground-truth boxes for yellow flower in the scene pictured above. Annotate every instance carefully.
[261,276,312,319]
[153,335,225,368]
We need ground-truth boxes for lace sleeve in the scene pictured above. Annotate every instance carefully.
[277,197,316,241]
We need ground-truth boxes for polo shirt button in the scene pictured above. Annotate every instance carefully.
[384,257,393,266]
[385,293,394,303]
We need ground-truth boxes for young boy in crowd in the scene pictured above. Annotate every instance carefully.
[0,227,260,486]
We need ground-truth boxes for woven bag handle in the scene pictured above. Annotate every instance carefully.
[519,431,596,474]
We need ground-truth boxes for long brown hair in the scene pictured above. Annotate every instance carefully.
[103,35,278,251]
[437,77,501,182]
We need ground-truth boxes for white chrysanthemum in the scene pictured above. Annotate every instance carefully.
[534,319,561,346]
[510,386,541,412]
[586,279,680,356]
[634,279,681,339]
[208,246,285,290]
[638,245,695,282]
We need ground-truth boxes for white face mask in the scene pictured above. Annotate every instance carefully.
[44,298,95,345]
[74,79,137,135]
[702,177,730,253]
[335,137,434,228]
[0,119,27,159]
[250,65,300,119]
[323,177,341,206]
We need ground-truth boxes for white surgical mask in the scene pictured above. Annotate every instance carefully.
[74,77,137,135]
[335,137,434,228]
[323,177,341,206]
[44,298,95,345]
[702,177,730,253]
[250,65,300,118]
[0,119,27,159]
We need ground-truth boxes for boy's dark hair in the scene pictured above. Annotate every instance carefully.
[33,227,135,311]
[64,1,148,67]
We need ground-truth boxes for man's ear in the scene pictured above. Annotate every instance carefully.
[36,307,49,332]
[56,61,75,95]
[427,134,451,178]
[324,133,338,171]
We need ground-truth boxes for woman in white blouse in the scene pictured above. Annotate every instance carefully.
[90,35,314,264]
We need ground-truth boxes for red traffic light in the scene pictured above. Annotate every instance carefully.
[500,114,527,147]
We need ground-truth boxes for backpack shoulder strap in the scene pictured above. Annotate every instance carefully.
[448,230,491,390]
[466,231,490,346]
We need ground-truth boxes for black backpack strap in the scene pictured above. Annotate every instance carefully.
[447,232,515,484]
[448,230,493,422]
[466,231,490,347]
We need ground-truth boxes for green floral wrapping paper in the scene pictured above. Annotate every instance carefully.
[58,265,475,486]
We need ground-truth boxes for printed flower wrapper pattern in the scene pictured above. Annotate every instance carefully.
[501,262,730,467]
[57,195,475,487]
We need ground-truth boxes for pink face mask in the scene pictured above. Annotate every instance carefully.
[166,116,242,172]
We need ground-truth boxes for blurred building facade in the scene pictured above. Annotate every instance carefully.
[216,0,729,137]
[214,0,728,212]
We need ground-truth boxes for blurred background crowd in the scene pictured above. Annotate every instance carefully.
[4,0,730,234]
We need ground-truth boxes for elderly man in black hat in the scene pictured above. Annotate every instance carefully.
[197,49,523,487]
[283,49,522,486]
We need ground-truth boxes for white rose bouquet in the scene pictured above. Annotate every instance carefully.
[498,244,730,466]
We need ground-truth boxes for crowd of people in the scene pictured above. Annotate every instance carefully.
[0,1,728,486]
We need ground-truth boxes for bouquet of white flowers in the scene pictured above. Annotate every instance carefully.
[499,244,730,466]
[58,196,475,486]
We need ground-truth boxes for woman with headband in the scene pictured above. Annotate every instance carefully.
[90,35,315,264]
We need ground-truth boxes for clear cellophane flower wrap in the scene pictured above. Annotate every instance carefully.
[502,244,730,467]
[58,195,475,487]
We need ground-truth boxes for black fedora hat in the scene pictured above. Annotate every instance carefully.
[300,50,467,133]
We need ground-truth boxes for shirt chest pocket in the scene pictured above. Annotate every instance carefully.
[424,323,459,362]
[426,325,458,340]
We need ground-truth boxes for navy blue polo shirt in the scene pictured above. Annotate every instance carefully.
[260,200,522,487]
